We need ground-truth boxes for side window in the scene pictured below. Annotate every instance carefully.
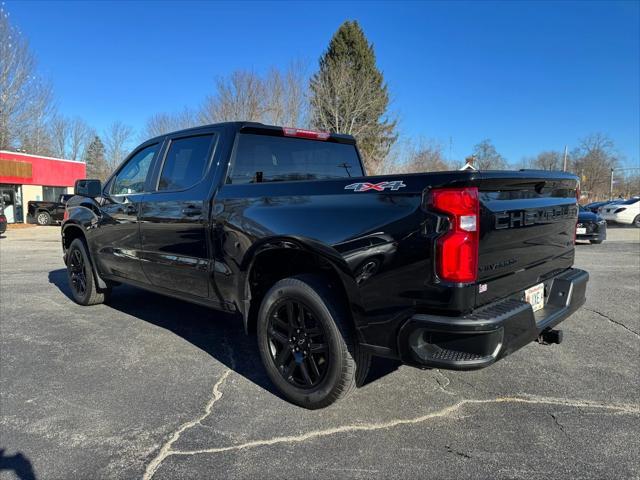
[158,134,215,191]
[111,144,158,195]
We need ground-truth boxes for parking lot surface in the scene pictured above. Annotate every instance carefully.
[1,226,639,480]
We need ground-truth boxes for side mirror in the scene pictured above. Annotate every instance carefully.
[75,179,102,198]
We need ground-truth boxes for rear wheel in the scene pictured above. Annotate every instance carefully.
[634,215,640,228]
[66,238,110,305]
[257,274,370,409]
[36,211,51,225]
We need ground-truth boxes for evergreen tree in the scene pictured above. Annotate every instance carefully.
[84,136,109,181]
[310,21,397,174]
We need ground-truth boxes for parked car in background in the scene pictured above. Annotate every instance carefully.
[585,199,624,214]
[576,205,606,243]
[600,197,640,227]
[27,194,74,225]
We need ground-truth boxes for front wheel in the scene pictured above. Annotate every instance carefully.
[257,274,370,409]
[634,215,640,228]
[36,211,51,225]
[66,238,110,305]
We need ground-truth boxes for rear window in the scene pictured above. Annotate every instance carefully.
[227,134,363,185]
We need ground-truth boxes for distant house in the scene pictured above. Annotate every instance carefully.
[0,151,86,223]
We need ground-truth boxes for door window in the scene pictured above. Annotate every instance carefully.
[111,144,158,195]
[158,134,215,191]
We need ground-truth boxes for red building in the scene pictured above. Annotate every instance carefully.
[0,151,86,223]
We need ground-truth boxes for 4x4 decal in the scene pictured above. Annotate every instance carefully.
[344,181,407,192]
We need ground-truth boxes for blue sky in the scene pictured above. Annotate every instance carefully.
[6,0,640,167]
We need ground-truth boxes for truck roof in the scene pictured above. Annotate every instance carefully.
[145,122,356,145]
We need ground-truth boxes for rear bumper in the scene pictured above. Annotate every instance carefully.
[576,221,606,241]
[397,268,589,370]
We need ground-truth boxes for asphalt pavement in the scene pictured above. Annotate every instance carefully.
[0,225,638,479]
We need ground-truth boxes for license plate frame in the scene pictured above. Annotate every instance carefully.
[525,283,545,312]
[576,227,586,235]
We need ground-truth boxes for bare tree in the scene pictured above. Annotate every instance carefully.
[17,80,55,155]
[380,137,452,174]
[570,133,619,200]
[263,61,309,127]
[198,63,309,128]
[0,7,55,153]
[68,117,92,161]
[141,108,197,139]
[199,70,266,124]
[471,139,507,170]
[532,150,563,170]
[104,121,134,171]
[50,114,69,158]
[50,115,92,160]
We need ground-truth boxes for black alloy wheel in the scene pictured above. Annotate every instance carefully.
[68,248,87,296]
[267,299,329,388]
[257,274,371,409]
[65,238,110,306]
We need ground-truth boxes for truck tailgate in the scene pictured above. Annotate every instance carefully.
[475,174,578,307]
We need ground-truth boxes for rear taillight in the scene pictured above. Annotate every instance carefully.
[63,209,69,221]
[282,127,330,140]
[430,187,479,283]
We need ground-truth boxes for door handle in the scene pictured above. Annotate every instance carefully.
[182,205,202,216]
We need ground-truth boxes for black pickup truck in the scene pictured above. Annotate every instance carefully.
[28,194,74,225]
[62,122,588,409]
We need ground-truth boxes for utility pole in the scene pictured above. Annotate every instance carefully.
[563,145,568,171]
[610,168,614,200]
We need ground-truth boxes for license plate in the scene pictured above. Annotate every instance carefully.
[576,227,586,235]
[525,283,545,312]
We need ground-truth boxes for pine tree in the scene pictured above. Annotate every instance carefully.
[84,136,109,181]
[310,21,397,174]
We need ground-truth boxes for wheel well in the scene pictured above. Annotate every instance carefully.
[245,249,351,335]
[62,225,85,251]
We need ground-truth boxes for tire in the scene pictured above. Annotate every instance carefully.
[257,274,371,409]
[590,240,603,244]
[66,238,110,306]
[634,215,640,228]
[36,211,51,225]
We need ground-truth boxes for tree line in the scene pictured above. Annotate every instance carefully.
[1,8,636,200]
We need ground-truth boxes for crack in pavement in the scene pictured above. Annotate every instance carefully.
[445,444,472,459]
[434,369,456,395]
[166,395,639,458]
[585,308,639,337]
[549,412,572,440]
[142,341,235,480]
